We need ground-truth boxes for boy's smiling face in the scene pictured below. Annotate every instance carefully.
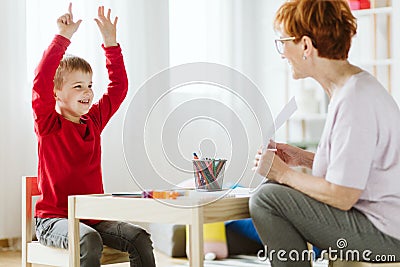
[55,70,94,123]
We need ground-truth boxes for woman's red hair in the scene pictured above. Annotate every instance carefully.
[274,0,357,60]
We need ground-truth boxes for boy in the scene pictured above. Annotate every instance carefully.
[32,4,156,267]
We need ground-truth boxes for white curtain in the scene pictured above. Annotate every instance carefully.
[0,0,34,240]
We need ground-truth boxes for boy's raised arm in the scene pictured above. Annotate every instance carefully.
[88,6,128,130]
[94,6,118,47]
[57,2,82,40]
[32,3,81,133]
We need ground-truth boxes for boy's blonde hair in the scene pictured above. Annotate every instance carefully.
[54,55,92,90]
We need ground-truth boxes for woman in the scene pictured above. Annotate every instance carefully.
[250,0,400,266]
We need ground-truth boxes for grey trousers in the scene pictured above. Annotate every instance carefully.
[249,183,400,267]
[35,218,156,267]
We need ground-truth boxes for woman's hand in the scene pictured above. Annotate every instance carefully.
[269,140,314,169]
[253,146,291,183]
[57,3,82,40]
[94,6,118,47]
[274,141,304,167]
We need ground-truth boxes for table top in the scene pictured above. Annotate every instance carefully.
[69,188,251,224]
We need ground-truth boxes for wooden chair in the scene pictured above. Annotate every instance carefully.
[22,176,129,267]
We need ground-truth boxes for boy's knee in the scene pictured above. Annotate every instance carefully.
[80,231,103,258]
[120,224,151,243]
[118,224,153,252]
[131,229,155,266]
[135,228,153,247]
[129,227,153,248]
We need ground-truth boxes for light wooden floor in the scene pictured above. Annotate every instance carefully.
[0,249,188,267]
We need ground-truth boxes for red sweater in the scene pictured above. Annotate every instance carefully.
[32,35,128,222]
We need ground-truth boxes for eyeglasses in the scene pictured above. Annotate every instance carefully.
[274,37,296,55]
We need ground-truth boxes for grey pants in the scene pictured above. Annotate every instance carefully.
[249,183,400,267]
[35,218,156,267]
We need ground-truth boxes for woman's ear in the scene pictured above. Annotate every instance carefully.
[302,36,314,58]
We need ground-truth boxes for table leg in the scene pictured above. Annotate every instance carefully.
[189,207,204,267]
[68,196,80,267]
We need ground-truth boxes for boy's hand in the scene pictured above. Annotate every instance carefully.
[94,6,118,47]
[57,3,82,40]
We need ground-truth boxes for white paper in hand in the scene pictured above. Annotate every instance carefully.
[264,96,298,143]
[250,96,298,191]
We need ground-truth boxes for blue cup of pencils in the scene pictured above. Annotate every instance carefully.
[192,159,226,191]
